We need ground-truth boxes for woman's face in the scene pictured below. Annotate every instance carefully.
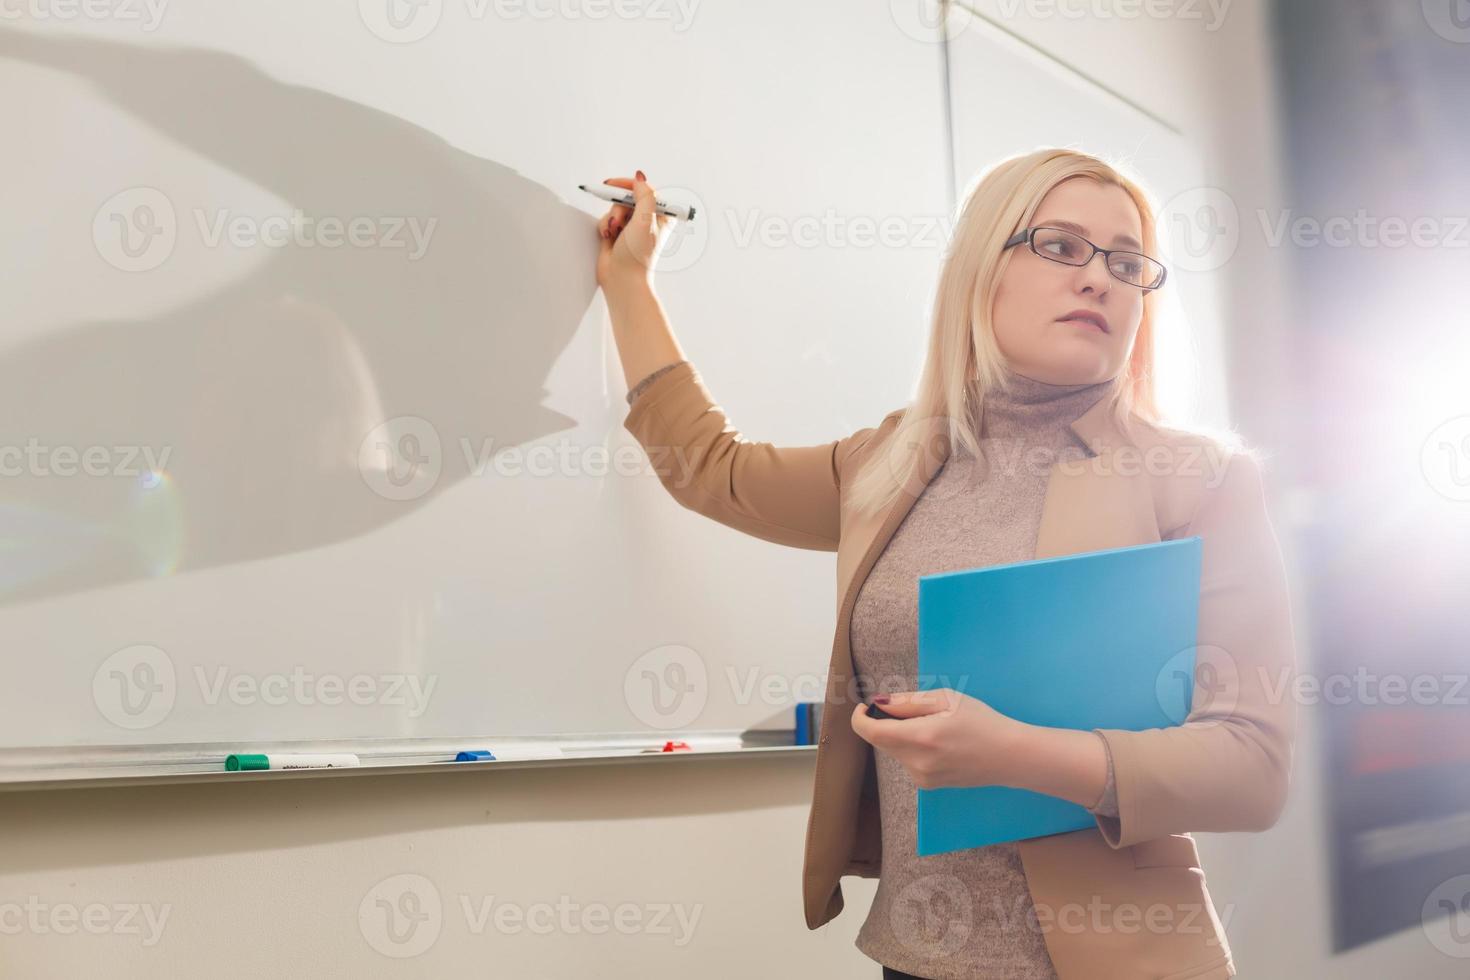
[990,176,1148,385]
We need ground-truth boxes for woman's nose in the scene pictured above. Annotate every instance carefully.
[1076,252,1113,292]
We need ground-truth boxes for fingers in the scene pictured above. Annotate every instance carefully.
[851,700,924,746]
[601,176,636,238]
[870,690,959,718]
[600,171,653,239]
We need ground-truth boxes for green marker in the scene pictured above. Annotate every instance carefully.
[225,753,361,771]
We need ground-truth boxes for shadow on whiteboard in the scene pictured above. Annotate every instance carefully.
[0,28,598,607]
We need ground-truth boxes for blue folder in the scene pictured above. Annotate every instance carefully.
[915,537,1203,856]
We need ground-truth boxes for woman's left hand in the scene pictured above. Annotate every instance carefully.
[850,689,1030,790]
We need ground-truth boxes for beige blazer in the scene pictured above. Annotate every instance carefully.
[623,360,1297,980]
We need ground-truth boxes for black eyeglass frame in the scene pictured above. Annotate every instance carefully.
[1003,226,1168,292]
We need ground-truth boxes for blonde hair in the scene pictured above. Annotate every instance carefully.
[845,147,1171,517]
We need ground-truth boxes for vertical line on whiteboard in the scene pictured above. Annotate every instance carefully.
[940,0,958,215]
[600,302,612,404]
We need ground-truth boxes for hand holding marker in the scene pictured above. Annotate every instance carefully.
[579,180,697,221]
[592,172,691,291]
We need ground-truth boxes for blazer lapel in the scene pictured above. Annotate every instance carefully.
[1035,394,1163,557]
[834,390,1159,672]
[833,412,951,659]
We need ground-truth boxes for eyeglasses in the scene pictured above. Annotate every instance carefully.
[1003,226,1168,291]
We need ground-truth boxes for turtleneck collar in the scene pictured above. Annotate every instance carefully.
[963,365,1118,442]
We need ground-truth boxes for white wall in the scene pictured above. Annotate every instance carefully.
[4,2,1456,977]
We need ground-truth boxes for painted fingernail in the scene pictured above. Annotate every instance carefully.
[635,169,646,181]
[872,695,891,705]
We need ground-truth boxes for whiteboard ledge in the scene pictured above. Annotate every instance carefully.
[0,733,816,793]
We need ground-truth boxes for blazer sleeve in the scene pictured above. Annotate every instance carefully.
[622,360,874,552]
[1091,449,1298,847]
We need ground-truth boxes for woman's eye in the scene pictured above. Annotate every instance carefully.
[1041,239,1078,258]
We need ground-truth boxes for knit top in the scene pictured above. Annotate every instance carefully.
[626,362,1120,979]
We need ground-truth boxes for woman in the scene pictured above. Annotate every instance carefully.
[594,149,1297,980]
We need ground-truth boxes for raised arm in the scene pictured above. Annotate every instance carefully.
[598,173,875,551]
[623,359,874,551]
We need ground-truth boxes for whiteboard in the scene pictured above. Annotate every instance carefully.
[946,13,1231,428]
[0,2,952,772]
